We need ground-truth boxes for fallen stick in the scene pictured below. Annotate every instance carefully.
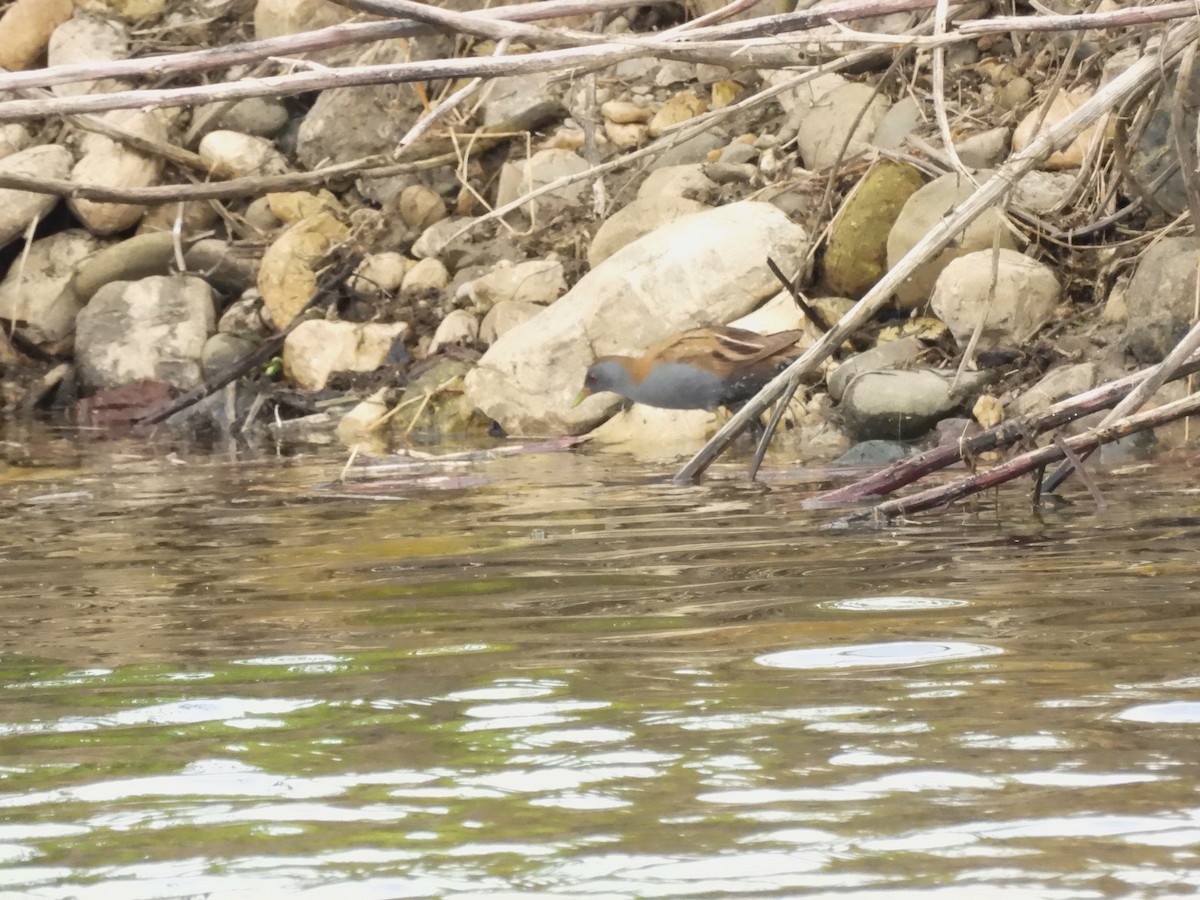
[812,351,1200,505]
[853,389,1200,522]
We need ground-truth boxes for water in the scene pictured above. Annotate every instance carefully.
[2,433,1200,898]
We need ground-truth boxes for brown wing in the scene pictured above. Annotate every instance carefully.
[647,327,803,376]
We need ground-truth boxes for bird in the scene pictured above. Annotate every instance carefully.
[574,326,806,411]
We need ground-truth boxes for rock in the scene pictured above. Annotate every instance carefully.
[997,77,1033,110]
[48,13,129,96]
[464,201,809,435]
[0,125,33,160]
[140,199,219,235]
[1011,170,1078,213]
[201,332,257,378]
[242,196,282,236]
[0,0,73,72]
[398,184,446,230]
[887,172,1019,309]
[282,319,408,390]
[495,149,589,223]
[1012,89,1105,169]
[218,293,270,338]
[266,190,340,224]
[704,162,756,184]
[955,127,1010,168]
[833,440,915,467]
[75,275,216,391]
[70,230,177,303]
[77,0,166,20]
[1008,362,1098,418]
[0,145,72,248]
[588,195,710,267]
[350,251,410,295]
[387,356,490,440]
[839,368,995,441]
[198,130,288,178]
[604,119,646,150]
[411,216,470,261]
[730,290,809,336]
[480,299,543,346]
[1130,71,1196,217]
[215,97,289,138]
[461,259,566,311]
[650,129,727,169]
[257,210,350,329]
[638,164,719,203]
[931,249,1061,349]
[827,335,926,402]
[481,73,556,126]
[647,90,707,138]
[68,109,167,234]
[401,257,449,294]
[254,0,349,38]
[710,79,742,109]
[1122,236,1197,363]
[0,229,100,346]
[335,387,389,448]
[587,405,716,458]
[824,160,924,298]
[601,100,652,124]
[429,309,479,353]
[296,82,417,169]
[718,140,757,165]
[872,95,921,150]
[792,78,890,170]
[184,239,259,297]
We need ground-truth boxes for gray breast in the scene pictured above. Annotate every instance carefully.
[628,361,726,410]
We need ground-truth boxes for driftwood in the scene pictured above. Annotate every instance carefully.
[851,389,1200,523]
[813,352,1200,506]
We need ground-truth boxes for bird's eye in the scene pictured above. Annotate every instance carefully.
[585,372,596,386]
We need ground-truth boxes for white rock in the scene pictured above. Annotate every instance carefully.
[68,109,167,235]
[350,251,409,294]
[464,201,809,435]
[254,0,349,38]
[0,144,73,248]
[637,164,718,202]
[429,309,479,353]
[587,405,717,458]
[495,149,589,222]
[0,229,100,345]
[930,248,1061,349]
[0,124,33,160]
[462,259,566,311]
[479,299,542,346]
[794,81,890,170]
[198,130,288,178]
[412,216,471,260]
[282,320,408,390]
[75,275,215,390]
[588,195,710,267]
[48,13,129,97]
[1009,362,1097,418]
[401,257,449,294]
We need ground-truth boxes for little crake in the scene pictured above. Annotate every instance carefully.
[575,326,805,411]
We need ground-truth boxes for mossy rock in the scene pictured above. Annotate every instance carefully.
[823,161,925,298]
[388,357,491,443]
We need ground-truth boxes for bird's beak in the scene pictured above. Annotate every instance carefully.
[572,388,591,407]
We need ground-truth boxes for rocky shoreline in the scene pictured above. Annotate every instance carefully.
[0,0,1195,473]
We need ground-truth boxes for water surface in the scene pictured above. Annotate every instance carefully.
[2,434,1199,898]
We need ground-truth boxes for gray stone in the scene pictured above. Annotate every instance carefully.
[955,127,1010,168]
[184,239,259,297]
[71,231,177,303]
[217,292,270,338]
[217,96,289,138]
[1009,362,1098,418]
[0,229,100,346]
[1122,237,1198,363]
[833,440,914,467]
[296,82,415,170]
[650,129,728,169]
[828,336,926,402]
[495,149,589,224]
[202,332,257,378]
[931,249,1061,350]
[75,275,216,390]
[839,368,996,441]
[793,79,890,170]
[637,164,718,203]
[0,145,72,248]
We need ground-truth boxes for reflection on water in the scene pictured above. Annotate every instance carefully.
[2,433,1200,897]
